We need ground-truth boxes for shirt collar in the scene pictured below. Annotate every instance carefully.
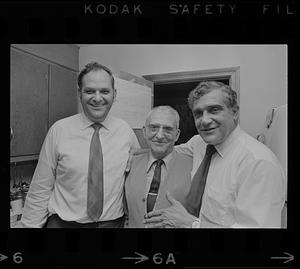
[146,150,176,173]
[79,112,112,131]
[214,125,241,158]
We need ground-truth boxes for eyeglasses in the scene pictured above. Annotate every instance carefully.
[146,124,177,135]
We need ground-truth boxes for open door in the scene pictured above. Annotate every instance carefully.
[111,69,153,148]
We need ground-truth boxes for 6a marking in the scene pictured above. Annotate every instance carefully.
[153,252,176,265]
[122,252,176,265]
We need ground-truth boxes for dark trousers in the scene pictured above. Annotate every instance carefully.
[45,214,125,228]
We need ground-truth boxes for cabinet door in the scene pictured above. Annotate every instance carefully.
[10,49,49,157]
[49,65,78,127]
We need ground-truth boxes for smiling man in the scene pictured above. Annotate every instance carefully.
[21,62,140,228]
[144,81,286,228]
[124,106,192,227]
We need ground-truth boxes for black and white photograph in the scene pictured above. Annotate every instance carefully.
[10,44,287,229]
[2,0,296,268]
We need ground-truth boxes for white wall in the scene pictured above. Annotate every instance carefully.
[79,45,287,138]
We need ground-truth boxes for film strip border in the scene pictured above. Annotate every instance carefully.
[0,229,294,267]
[1,1,296,268]
[0,1,296,43]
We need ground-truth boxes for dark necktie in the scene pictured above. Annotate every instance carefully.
[146,159,164,213]
[186,144,216,217]
[87,123,104,221]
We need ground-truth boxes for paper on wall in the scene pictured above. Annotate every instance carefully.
[109,77,152,128]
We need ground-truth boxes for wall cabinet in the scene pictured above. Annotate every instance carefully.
[49,64,78,128]
[10,48,78,161]
[10,49,49,158]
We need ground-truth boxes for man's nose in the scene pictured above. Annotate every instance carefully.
[155,127,165,138]
[201,111,212,125]
[93,91,103,102]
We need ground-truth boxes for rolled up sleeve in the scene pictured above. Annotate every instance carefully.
[21,126,58,228]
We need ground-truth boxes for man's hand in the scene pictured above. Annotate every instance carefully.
[143,192,195,228]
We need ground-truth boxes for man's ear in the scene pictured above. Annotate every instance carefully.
[142,126,146,138]
[113,88,117,102]
[175,129,181,142]
[232,105,239,123]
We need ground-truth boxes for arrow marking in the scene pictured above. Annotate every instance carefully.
[0,253,8,262]
[121,252,149,264]
[271,252,294,263]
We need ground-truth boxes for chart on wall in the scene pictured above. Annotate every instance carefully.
[109,75,153,128]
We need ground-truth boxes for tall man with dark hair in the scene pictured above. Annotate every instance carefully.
[144,81,285,228]
[21,62,140,228]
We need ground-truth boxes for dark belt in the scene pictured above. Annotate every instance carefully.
[45,214,125,228]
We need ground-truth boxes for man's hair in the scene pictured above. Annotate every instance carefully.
[77,62,115,91]
[187,80,239,112]
[145,106,180,129]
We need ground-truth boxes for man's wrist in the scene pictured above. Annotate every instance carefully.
[191,218,201,228]
[183,215,200,228]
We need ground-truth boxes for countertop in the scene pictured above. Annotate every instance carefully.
[10,209,23,228]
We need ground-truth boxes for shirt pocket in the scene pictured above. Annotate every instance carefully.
[201,187,234,227]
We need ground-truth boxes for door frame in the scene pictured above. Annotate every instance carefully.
[143,66,240,105]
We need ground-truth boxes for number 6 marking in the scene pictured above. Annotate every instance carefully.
[13,252,23,263]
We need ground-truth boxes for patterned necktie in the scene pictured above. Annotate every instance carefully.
[146,159,164,213]
[87,123,104,221]
[186,144,216,217]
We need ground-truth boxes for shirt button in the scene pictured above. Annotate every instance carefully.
[142,198,146,203]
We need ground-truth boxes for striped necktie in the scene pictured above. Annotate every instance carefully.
[146,159,164,213]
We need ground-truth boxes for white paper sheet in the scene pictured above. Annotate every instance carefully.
[109,77,152,128]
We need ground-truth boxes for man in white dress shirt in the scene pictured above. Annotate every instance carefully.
[21,62,140,228]
[144,81,286,228]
